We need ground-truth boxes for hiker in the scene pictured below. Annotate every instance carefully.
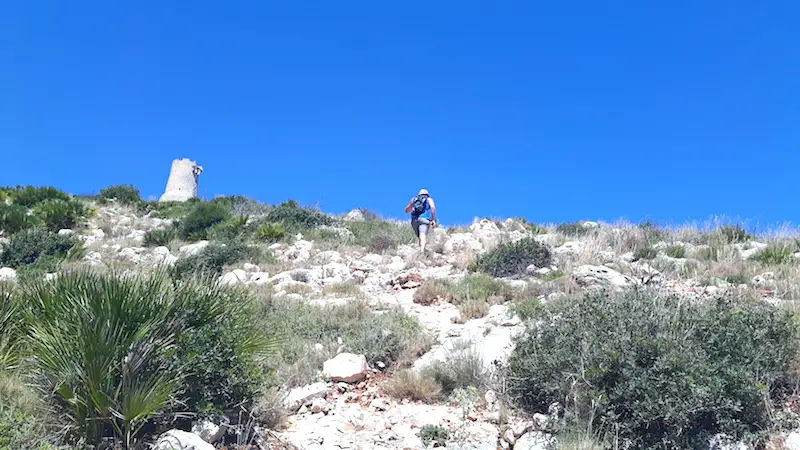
[405,189,437,252]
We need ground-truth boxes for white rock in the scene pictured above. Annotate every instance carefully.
[553,241,584,256]
[191,416,227,444]
[469,219,503,251]
[84,251,103,266]
[284,382,329,411]
[573,265,633,290]
[248,272,270,285]
[242,263,260,272]
[0,267,17,283]
[314,250,345,265]
[785,431,800,450]
[58,229,74,236]
[153,429,214,450]
[323,353,368,383]
[370,398,390,411]
[516,431,553,450]
[309,397,331,414]
[179,241,209,256]
[708,433,749,450]
[220,269,247,286]
[344,209,366,221]
[443,233,484,254]
[533,233,561,247]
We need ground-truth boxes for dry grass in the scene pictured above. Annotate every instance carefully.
[383,369,442,402]
[456,299,490,322]
[413,279,452,305]
[322,282,365,299]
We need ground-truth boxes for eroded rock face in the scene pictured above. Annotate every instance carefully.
[323,353,368,383]
[159,158,203,202]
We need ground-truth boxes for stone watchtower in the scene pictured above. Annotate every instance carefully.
[159,158,203,202]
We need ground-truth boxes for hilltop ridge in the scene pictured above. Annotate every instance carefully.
[3,183,800,450]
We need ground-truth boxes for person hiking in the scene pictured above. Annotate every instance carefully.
[405,189,437,253]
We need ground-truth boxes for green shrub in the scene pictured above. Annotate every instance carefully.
[510,297,542,321]
[556,221,592,237]
[208,216,249,241]
[752,244,795,265]
[255,222,288,243]
[16,270,278,446]
[345,220,416,252]
[506,291,798,448]
[264,200,334,232]
[473,237,551,277]
[423,346,488,396]
[449,274,516,305]
[632,246,657,261]
[0,285,23,372]
[719,224,752,244]
[0,375,62,450]
[724,274,748,285]
[172,242,259,280]
[0,204,39,235]
[180,201,232,241]
[418,424,449,447]
[143,227,179,247]
[8,186,70,208]
[0,228,82,271]
[32,198,87,232]
[261,298,423,386]
[145,199,199,219]
[666,244,686,259]
[697,244,721,262]
[98,184,141,205]
[541,269,566,281]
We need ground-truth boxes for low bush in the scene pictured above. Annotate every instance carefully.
[752,244,795,265]
[143,226,179,247]
[208,216,249,241]
[556,221,593,237]
[264,200,334,232]
[418,424,449,447]
[413,279,452,306]
[172,241,260,280]
[632,246,657,261]
[510,297,542,321]
[384,369,442,402]
[719,224,752,244]
[666,244,686,259]
[0,228,82,272]
[0,203,38,235]
[345,220,416,252]
[506,290,799,448]
[98,184,141,205]
[260,298,423,387]
[7,186,71,208]
[180,201,232,241]
[423,345,488,396]
[14,270,278,447]
[32,198,87,232]
[255,222,288,243]
[472,238,551,277]
[450,274,518,304]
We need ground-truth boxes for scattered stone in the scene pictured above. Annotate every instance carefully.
[370,398,390,411]
[572,264,633,290]
[0,267,17,283]
[179,241,209,256]
[191,415,228,444]
[323,353,368,383]
[58,229,74,236]
[220,269,247,285]
[153,429,214,450]
[284,382,329,412]
[242,263,260,272]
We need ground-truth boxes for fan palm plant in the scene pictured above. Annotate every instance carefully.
[17,268,278,448]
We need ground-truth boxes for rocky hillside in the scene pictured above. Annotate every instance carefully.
[3,184,800,450]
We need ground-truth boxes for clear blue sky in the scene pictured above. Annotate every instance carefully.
[1,1,797,229]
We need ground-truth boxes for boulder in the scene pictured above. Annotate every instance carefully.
[0,267,17,283]
[572,265,633,290]
[323,353,368,383]
[284,382,329,412]
[179,241,209,256]
[153,429,214,450]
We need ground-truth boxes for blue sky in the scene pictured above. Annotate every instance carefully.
[1,1,797,229]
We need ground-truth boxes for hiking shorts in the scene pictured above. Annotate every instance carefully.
[412,217,431,238]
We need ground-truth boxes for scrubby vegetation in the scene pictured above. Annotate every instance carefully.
[506,290,800,449]
[472,237,551,277]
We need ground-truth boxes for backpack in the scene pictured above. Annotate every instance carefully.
[411,195,429,217]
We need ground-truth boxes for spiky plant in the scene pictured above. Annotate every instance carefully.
[0,283,23,372]
[18,269,279,448]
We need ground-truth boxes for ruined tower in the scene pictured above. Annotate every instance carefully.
[159,158,203,202]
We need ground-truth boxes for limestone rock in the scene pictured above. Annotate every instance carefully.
[785,431,800,450]
[284,382,329,412]
[191,415,228,444]
[443,233,483,254]
[323,353,368,383]
[0,268,17,283]
[221,269,247,285]
[573,265,633,290]
[179,241,209,256]
[153,429,214,450]
[159,158,203,202]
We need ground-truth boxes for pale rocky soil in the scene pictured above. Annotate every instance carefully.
[4,202,800,450]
